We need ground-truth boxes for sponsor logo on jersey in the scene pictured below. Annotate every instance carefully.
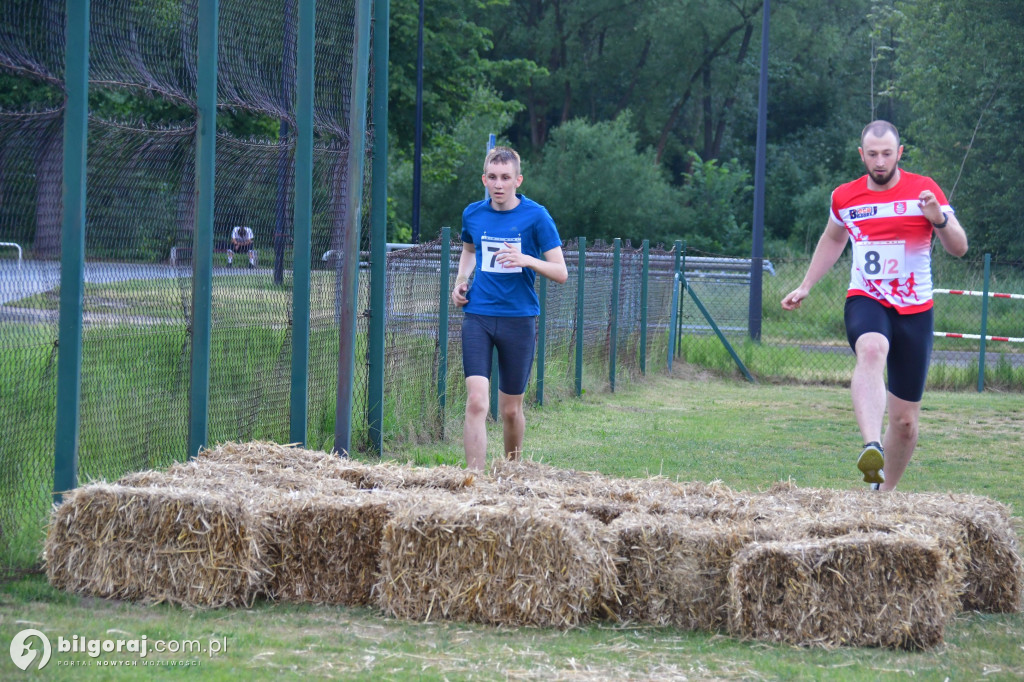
[848,206,877,220]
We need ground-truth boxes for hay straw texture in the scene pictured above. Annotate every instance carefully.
[610,513,770,630]
[261,489,413,605]
[723,482,1023,615]
[376,498,620,628]
[851,491,1024,613]
[44,443,1022,649]
[44,484,269,608]
[728,533,957,650]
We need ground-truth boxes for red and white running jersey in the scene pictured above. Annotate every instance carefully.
[830,170,952,314]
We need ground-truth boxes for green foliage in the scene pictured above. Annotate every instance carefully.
[676,152,752,255]
[896,0,1024,260]
[526,114,682,247]
[0,71,62,110]
[387,86,522,242]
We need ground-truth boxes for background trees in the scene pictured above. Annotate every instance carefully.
[388,0,1024,260]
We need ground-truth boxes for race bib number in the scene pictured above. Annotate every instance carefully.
[481,237,522,274]
[853,240,906,280]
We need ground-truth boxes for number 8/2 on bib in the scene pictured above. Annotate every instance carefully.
[853,239,906,280]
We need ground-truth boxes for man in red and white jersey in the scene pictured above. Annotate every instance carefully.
[782,121,968,491]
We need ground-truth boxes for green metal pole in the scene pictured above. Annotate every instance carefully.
[609,238,621,391]
[977,253,991,393]
[667,273,679,372]
[640,239,649,374]
[54,0,90,500]
[575,237,586,396]
[334,0,373,455]
[486,135,499,421]
[537,274,547,406]
[438,227,451,432]
[686,284,755,383]
[672,240,682,361]
[188,0,218,460]
[366,0,390,454]
[677,240,686,356]
[289,0,316,446]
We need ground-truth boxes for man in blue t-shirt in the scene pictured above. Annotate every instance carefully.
[451,146,568,471]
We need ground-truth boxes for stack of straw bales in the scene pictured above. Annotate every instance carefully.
[44,444,1023,650]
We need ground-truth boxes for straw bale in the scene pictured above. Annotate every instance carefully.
[261,488,415,605]
[644,480,740,521]
[728,533,957,649]
[717,481,841,522]
[44,483,269,608]
[326,460,481,492]
[376,497,621,628]
[828,490,1023,613]
[197,440,339,475]
[117,459,358,497]
[489,457,732,511]
[787,511,968,616]
[610,513,774,630]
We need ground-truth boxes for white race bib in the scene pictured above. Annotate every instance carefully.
[480,237,522,274]
[853,239,906,280]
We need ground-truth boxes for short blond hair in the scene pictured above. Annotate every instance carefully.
[483,146,521,175]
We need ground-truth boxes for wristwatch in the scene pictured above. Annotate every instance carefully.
[932,214,948,229]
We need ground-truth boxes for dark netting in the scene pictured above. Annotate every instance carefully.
[0,0,65,83]
[90,0,197,101]
[77,119,195,484]
[0,0,365,580]
[0,110,63,576]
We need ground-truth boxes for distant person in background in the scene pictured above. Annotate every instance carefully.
[228,225,256,269]
[781,120,968,491]
[451,146,568,471]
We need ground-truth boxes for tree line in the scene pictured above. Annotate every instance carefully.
[389,0,1023,260]
[1,0,1020,260]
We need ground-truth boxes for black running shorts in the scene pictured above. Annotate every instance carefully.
[844,295,934,402]
[461,313,537,395]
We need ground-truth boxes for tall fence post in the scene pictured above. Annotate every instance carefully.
[609,238,621,391]
[537,274,548,406]
[366,0,390,454]
[575,237,586,397]
[54,0,90,499]
[333,0,373,456]
[288,0,316,446]
[677,240,686,357]
[667,273,680,372]
[438,227,451,434]
[486,136,499,421]
[977,253,992,392]
[672,240,682,361]
[640,239,649,374]
[187,0,219,460]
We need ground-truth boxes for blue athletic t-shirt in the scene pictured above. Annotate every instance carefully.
[460,194,562,317]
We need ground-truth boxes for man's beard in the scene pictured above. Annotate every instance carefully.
[869,165,898,186]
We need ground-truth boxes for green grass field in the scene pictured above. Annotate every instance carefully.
[2,367,1022,681]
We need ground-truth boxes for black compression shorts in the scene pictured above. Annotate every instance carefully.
[844,295,934,402]
[461,313,537,395]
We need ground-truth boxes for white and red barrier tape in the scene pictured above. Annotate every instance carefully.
[934,332,1024,343]
[934,288,1024,300]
